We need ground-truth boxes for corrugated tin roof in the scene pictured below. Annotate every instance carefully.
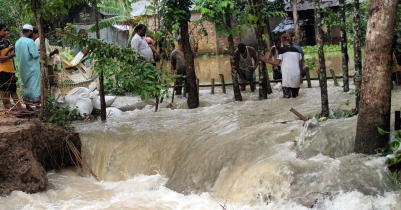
[131,1,152,17]
[113,25,130,31]
[272,17,312,34]
[284,0,365,12]
[130,0,196,17]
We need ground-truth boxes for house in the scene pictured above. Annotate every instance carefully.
[64,4,130,48]
[273,0,365,46]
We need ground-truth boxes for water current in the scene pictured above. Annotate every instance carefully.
[1,81,401,210]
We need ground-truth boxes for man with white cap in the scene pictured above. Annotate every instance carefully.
[15,24,41,109]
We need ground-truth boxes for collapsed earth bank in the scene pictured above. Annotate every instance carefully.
[0,116,81,195]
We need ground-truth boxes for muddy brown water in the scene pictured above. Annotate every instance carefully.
[1,81,401,209]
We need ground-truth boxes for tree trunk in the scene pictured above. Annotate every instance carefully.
[180,20,199,109]
[249,0,272,99]
[292,0,301,44]
[353,0,363,111]
[9,5,22,37]
[354,0,398,154]
[264,16,273,95]
[265,17,273,50]
[225,12,242,101]
[93,1,107,121]
[339,0,349,92]
[33,0,48,120]
[313,0,329,117]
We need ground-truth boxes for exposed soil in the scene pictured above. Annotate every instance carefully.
[0,115,81,195]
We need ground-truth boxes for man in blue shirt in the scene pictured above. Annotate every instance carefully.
[15,24,41,109]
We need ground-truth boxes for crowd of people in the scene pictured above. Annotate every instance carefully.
[130,24,306,99]
[0,22,307,113]
[0,24,62,112]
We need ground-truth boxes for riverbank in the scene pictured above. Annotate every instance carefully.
[0,116,81,195]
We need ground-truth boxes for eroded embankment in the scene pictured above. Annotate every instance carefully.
[0,116,81,195]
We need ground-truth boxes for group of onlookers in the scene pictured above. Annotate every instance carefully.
[232,33,305,99]
[0,23,61,112]
[0,22,306,113]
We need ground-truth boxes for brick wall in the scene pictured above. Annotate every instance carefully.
[216,33,241,54]
[191,21,218,54]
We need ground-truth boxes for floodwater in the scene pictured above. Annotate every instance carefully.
[161,51,356,84]
[1,81,401,210]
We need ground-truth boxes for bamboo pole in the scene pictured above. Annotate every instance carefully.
[396,111,400,131]
[330,68,339,86]
[219,74,226,93]
[183,81,187,98]
[290,108,308,122]
[305,66,312,88]
[197,78,200,96]
[171,84,176,103]
[211,78,215,95]
[250,74,255,92]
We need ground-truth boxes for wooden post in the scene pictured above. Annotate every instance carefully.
[211,78,215,95]
[155,97,159,112]
[250,74,255,92]
[171,85,176,103]
[330,68,339,86]
[290,108,308,122]
[305,66,312,88]
[396,111,400,131]
[183,81,187,98]
[219,74,226,93]
[197,78,200,96]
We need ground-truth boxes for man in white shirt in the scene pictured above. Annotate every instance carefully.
[260,33,303,98]
[131,24,157,63]
[32,28,59,85]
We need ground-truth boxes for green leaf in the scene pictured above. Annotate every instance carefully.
[391,141,400,151]
[378,127,388,135]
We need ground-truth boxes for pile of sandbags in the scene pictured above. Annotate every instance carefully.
[56,82,121,117]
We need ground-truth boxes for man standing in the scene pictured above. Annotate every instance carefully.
[131,24,158,63]
[260,33,303,98]
[234,43,259,91]
[33,28,59,85]
[5,28,17,74]
[267,40,282,80]
[0,24,23,110]
[15,24,41,108]
[171,39,186,95]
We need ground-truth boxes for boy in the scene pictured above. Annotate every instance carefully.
[0,24,23,110]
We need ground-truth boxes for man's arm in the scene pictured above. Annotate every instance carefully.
[131,37,140,51]
[46,39,59,57]
[249,47,259,71]
[259,54,282,66]
[267,47,274,60]
[150,45,161,61]
[0,47,15,63]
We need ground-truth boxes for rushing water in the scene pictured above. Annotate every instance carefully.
[1,81,401,210]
